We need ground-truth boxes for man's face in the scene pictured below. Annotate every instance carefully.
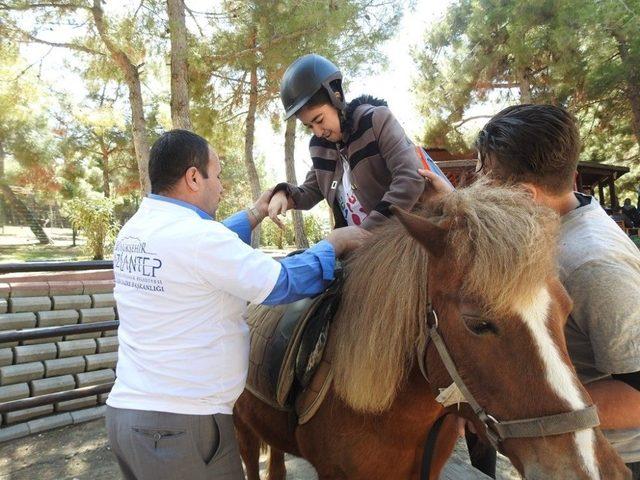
[297,103,342,143]
[201,147,223,216]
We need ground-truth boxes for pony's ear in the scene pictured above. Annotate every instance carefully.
[390,206,448,257]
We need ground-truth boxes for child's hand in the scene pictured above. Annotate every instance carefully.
[268,191,289,229]
[419,169,454,203]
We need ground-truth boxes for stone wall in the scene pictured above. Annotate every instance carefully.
[0,270,117,442]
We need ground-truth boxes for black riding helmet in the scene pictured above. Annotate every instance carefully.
[280,54,346,119]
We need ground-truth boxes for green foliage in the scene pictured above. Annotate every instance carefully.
[62,196,119,260]
[57,95,136,198]
[413,0,640,190]
[189,0,405,157]
[215,151,254,220]
[0,42,58,181]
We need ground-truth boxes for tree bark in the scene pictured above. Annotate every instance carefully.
[92,0,151,194]
[284,117,308,248]
[0,141,5,228]
[167,0,192,130]
[244,45,262,247]
[100,141,111,198]
[517,68,532,103]
[613,32,640,149]
[0,140,5,180]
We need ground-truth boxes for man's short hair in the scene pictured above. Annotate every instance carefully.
[149,129,210,194]
[475,104,580,194]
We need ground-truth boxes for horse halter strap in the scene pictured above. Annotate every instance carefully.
[424,301,600,451]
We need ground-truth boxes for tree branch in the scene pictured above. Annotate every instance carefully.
[3,21,102,55]
[183,1,204,36]
[7,46,53,81]
[91,0,139,74]
[210,71,250,84]
[208,29,307,63]
[182,1,240,18]
[0,1,90,11]
[453,115,494,127]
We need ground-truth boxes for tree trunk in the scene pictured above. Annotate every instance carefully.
[0,143,5,229]
[517,68,532,103]
[167,0,192,130]
[284,117,308,248]
[100,142,111,198]
[244,52,262,247]
[92,0,151,194]
[614,32,640,149]
[0,140,5,180]
[626,83,640,149]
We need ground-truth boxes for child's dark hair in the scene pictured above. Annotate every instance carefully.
[303,80,343,110]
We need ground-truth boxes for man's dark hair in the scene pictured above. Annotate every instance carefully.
[149,129,210,194]
[475,104,580,194]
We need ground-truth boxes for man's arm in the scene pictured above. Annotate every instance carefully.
[262,226,370,305]
[584,378,640,430]
[196,224,369,305]
[261,240,335,305]
[564,260,640,430]
[221,190,272,245]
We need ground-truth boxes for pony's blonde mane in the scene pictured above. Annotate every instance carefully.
[332,180,559,413]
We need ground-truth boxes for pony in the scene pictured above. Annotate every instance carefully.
[234,181,630,480]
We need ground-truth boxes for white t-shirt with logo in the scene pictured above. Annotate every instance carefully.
[107,197,281,415]
[336,157,368,226]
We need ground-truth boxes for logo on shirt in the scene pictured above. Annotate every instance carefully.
[114,236,164,292]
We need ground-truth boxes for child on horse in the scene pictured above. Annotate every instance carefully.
[268,54,425,230]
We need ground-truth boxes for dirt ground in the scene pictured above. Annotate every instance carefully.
[0,418,521,479]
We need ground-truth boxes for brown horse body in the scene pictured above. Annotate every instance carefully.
[235,182,631,480]
[235,354,458,479]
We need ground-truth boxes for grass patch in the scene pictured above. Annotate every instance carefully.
[0,244,94,263]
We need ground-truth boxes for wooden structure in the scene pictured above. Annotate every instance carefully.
[427,148,630,209]
[575,161,630,209]
[0,183,50,244]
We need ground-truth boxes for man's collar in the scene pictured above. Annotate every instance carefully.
[148,193,213,220]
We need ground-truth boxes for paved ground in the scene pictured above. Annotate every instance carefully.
[0,418,521,479]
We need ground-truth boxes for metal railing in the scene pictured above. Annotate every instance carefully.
[0,260,113,274]
[0,320,118,416]
[0,320,118,344]
[0,383,114,414]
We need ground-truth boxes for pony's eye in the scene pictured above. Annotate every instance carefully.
[462,315,498,336]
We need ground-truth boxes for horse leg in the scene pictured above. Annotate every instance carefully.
[233,413,262,480]
[266,447,286,480]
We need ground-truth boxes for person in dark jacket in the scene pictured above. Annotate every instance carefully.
[622,198,640,228]
[268,54,425,230]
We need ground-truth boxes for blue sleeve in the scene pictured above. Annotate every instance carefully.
[261,240,336,306]
[221,211,251,245]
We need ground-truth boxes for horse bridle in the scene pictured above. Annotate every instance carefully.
[419,298,600,451]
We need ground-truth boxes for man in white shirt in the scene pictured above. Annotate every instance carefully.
[106,129,367,480]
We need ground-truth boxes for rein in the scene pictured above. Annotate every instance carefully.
[419,295,600,479]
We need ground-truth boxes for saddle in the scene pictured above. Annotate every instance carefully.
[245,272,342,424]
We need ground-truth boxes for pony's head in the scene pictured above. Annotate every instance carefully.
[395,181,629,479]
[333,180,629,479]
